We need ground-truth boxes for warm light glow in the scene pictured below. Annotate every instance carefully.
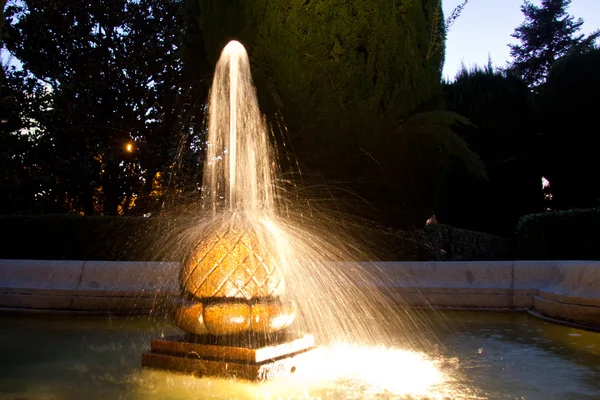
[136,344,459,399]
[542,176,550,189]
[206,39,274,211]
[222,40,245,57]
[261,218,280,236]
[294,344,446,396]
[125,143,133,152]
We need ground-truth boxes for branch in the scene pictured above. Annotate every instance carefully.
[445,0,470,33]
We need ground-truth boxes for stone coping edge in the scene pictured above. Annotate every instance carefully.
[1,260,599,327]
[526,309,600,333]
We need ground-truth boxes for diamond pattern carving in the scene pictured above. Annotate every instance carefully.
[181,225,285,300]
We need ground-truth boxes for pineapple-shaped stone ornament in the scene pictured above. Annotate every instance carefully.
[176,223,296,336]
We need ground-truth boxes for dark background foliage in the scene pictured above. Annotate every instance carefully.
[0,0,598,259]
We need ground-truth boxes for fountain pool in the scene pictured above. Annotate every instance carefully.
[1,310,599,399]
[2,39,599,399]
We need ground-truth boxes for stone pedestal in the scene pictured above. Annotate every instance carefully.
[142,332,314,381]
[142,223,307,380]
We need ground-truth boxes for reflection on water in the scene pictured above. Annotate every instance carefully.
[129,344,456,400]
[0,311,599,399]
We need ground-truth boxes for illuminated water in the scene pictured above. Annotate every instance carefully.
[184,40,416,345]
[203,40,275,212]
[1,311,599,399]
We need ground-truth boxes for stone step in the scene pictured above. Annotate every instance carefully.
[533,296,600,327]
[538,287,600,308]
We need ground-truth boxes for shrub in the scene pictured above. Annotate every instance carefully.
[0,215,516,262]
[517,208,600,260]
[0,214,197,261]
[389,224,515,261]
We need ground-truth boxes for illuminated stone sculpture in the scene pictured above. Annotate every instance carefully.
[176,225,296,336]
[142,40,313,380]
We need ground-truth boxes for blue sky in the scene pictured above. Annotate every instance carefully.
[442,0,600,80]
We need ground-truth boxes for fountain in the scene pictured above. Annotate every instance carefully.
[141,39,436,381]
[141,40,317,380]
[6,40,600,399]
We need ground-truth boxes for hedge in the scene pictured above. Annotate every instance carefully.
[387,223,516,261]
[417,224,515,261]
[0,214,197,261]
[5,210,595,261]
[0,215,516,262]
[517,208,600,260]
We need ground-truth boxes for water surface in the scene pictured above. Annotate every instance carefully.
[0,311,599,399]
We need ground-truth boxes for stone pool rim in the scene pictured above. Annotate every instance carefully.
[1,259,599,330]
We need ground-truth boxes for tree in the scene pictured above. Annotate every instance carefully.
[3,0,204,215]
[194,0,445,158]
[442,64,542,235]
[509,0,599,88]
[0,0,9,94]
[184,0,485,228]
[539,48,600,209]
[0,67,59,213]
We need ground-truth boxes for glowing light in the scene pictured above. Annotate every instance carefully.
[294,344,446,397]
[222,40,245,57]
[261,218,281,236]
[205,39,274,211]
[542,176,550,189]
[125,143,133,153]
[135,344,458,399]
[177,41,458,397]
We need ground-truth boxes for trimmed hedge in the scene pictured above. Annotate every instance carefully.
[7,210,595,261]
[0,215,197,261]
[418,224,515,261]
[517,208,600,260]
[388,224,515,261]
[0,215,515,262]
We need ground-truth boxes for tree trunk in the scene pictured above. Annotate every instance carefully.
[81,185,95,215]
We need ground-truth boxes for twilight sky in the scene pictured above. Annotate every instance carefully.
[442,0,600,80]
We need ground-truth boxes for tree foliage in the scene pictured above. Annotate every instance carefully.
[538,48,600,209]
[1,0,204,215]
[195,0,445,154]
[0,68,54,213]
[187,0,486,228]
[7,0,592,241]
[443,64,542,235]
[509,0,599,88]
[0,0,487,230]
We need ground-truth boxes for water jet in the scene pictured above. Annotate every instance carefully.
[141,40,315,380]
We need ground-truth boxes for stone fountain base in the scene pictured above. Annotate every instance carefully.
[141,332,314,381]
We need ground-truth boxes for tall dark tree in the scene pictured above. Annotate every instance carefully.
[443,64,542,236]
[185,0,485,228]
[0,68,58,213]
[3,0,203,215]
[509,0,599,88]
[539,48,600,209]
[195,0,446,157]
[0,0,8,96]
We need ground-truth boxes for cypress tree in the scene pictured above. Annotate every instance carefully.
[186,0,487,228]
[192,0,446,167]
